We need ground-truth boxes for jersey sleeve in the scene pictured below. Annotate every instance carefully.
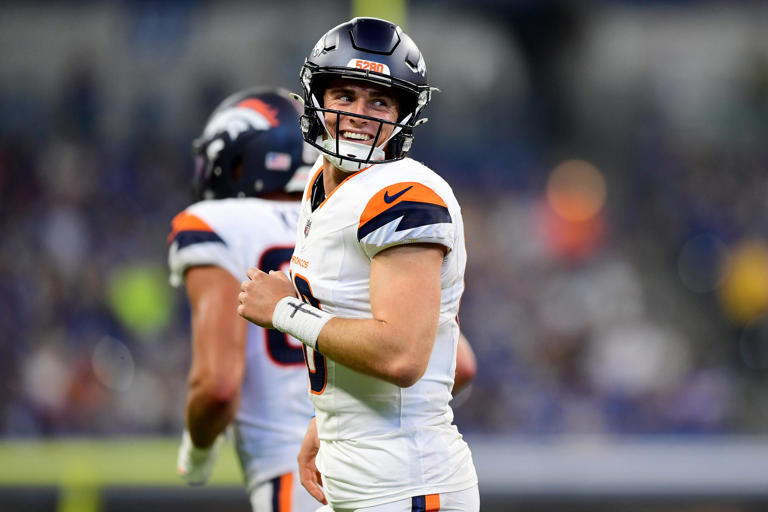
[166,210,241,287]
[356,181,454,260]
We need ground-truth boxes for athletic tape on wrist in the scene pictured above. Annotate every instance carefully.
[180,430,215,460]
[272,296,334,351]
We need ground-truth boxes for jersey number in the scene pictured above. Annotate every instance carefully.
[294,274,327,395]
[259,247,304,366]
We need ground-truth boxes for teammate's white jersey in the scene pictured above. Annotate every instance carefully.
[290,158,478,509]
[167,198,315,493]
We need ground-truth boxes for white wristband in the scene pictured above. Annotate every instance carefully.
[272,296,334,351]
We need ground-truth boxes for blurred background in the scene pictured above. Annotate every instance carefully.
[2,0,768,510]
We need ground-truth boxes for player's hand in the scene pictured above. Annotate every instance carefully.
[176,430,222,486]
[237,268,296,328]
[298,417,326,504]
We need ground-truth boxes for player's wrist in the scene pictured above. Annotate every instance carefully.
[182,430,214,458]
[177,430,222,486]
[272,296,334,351]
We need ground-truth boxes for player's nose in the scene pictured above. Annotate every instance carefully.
[347,98,369,119]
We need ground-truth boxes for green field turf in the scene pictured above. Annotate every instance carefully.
[0,438,245,512]
[0,438,243,487]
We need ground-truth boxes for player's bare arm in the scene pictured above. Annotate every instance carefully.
[453,332,477,395]
[237,268,296,328]
[185,266,247,447]
[297,417,327,505]
[316,243,445,388]
[176,266,246,485]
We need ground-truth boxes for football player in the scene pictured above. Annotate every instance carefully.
[168,87,319,511]
[237,18,480,512]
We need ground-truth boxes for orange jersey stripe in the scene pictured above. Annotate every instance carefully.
[306,163,373,210]
[359,182,447,229]
[425,493,440,511]
[167,211,215,244]
[278,473,293,512]
[306,164,324,201]
[317,165,370,209]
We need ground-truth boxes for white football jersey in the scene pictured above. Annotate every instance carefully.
[290,158,478,508]
[168,198,314,493]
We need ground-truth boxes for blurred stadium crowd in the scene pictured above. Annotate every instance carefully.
[2,1,768,438]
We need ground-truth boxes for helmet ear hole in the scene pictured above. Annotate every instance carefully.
[232,158,244,183]
[310,75,332,107]
[395,93,415,123]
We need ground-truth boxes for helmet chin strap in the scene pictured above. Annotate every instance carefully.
[311,92,413,173]
[320,137,385,172]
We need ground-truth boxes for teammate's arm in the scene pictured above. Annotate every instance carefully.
[238,243,444,387]
[185,265,247,445]
[177,266,247,485]
[185,266,248,447]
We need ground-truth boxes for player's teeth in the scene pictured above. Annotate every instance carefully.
[344,132,371,140]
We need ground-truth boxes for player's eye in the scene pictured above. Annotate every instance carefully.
[329,91,353,103]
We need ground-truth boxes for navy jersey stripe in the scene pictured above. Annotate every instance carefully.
[172,230,225,250]
[357,201,451,241]
[412,495,426,512]
[271,474,283,512]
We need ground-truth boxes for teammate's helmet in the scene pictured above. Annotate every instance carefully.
[298,17,436,172]
[192,88,314,201]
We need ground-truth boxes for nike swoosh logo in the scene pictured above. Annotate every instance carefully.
[383,185,413,204]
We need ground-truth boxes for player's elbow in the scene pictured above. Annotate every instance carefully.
[190,373,241,408]
[452,333,477,393]
[454,353,477,384]
[208,381,241,407]
[452,364,476,395]
[382,328,434,387]
[387,356,428,388]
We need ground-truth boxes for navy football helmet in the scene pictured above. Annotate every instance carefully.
[298,17,437,172]
[192,87,315,200]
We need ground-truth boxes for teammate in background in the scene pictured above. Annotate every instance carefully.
[238,18,480,511]
[167,88,318,512]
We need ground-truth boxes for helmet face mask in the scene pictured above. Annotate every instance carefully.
[192,88,315,201]
[298,17,436,172]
